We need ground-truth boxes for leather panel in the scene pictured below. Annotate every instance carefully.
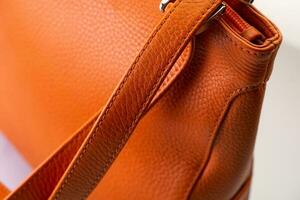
[0,0,192,166]
[0,1,282,199]
[88,22,280,199]
[49,1,222,199]
[190,86,265,200]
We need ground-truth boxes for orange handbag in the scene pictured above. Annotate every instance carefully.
[0,0,282,199]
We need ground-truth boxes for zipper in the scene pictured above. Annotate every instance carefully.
[159,0,265,44]
[220,4,265,44]
[222,5,250,33]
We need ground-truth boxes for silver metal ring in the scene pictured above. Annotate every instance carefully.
[160,0,173,12]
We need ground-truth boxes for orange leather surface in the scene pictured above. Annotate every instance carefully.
[0,0,192,166]
[89,20,280,199]
[0,183,9,199]
[190,85,263,200]
[0,0,282,199]
[49,0,222,198]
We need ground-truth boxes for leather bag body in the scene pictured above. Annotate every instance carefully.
[0,0,282,199]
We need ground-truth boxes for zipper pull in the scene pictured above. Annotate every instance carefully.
[222,4,265,44]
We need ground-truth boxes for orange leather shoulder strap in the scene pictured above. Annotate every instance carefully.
[49,1,222,199]
[6,0,222,199]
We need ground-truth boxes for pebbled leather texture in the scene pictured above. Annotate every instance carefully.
[0,0,282,199]
[0,0,193,167]
[49,0,222,199]
[0,0,192,167]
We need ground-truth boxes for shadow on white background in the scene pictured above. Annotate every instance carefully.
[252,42,300,199]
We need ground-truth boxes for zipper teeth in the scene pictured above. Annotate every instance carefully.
[223,6,250,32]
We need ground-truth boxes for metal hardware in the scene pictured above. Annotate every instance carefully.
[159,0,253,13]
[160,0,173,12]
[160,1,226,22]
[206,2,226,23]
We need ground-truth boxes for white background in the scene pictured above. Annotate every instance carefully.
[252,1,300,200]
[0,1,300,199]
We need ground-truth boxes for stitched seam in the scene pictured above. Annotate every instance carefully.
[54,0,182,196]
[185,82,266,199]
[80,1,218,196]
[12,126,90,199]
[221,30,266,57]
[218,19,281,57]
[157,55,183,94]
[220,22,278,57]
[54,0,183,198]
[218,22,271,57]
[263,40,278,82]
[53,0,218,199]
[8,119,95,200]
[157,39,193,95]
